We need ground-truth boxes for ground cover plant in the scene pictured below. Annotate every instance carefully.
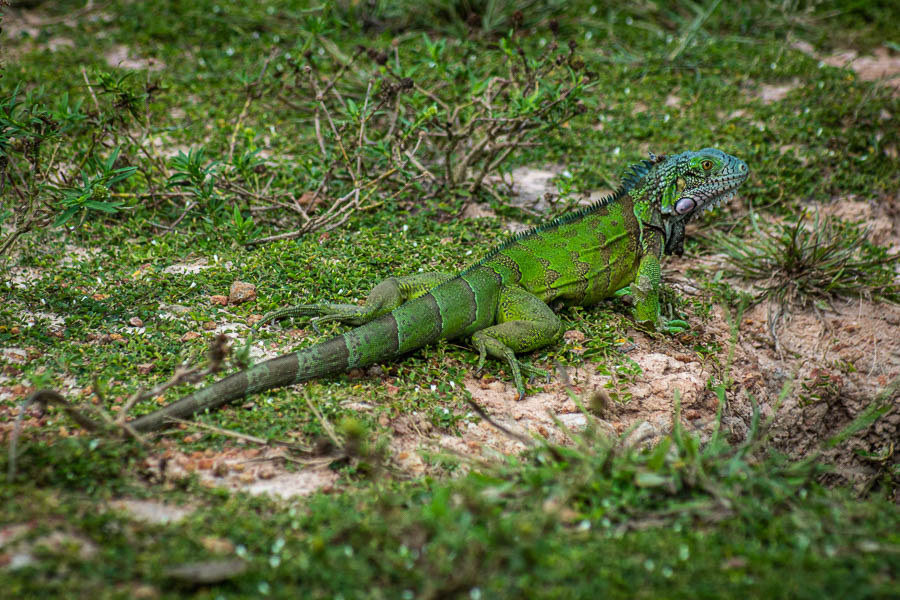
[1,1,899,597]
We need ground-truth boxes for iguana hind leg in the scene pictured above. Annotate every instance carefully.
[257,272,454,331]
[471,285,563,400]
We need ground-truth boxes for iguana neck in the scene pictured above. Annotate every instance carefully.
[627,156,685,255]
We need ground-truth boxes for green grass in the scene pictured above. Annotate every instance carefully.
[1,1,899,597]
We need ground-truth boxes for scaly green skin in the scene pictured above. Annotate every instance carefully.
[129,149,748,432]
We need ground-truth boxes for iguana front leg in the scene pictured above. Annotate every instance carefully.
[256,272,454,330]
[632,251,662,329]
[632,252,688,333]
[471,285,563,400]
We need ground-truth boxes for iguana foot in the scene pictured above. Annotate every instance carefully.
[259,303,378,333]
[473,344,549,401]
[519,361,549,381]
[664,318,690,334]
[254,305,321,331]
[635,317,689,335]
[473,359,546,400]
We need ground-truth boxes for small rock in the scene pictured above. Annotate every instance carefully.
[664,93,682,108]
[180,331,201,342]
[165,304,192,315]
[210,295,228,306]
[137,362,155,375]
[202,321,217,330]
[128,317,144,327]
[201,536,235,555]
[367,365,385,377]
[721,556,748,570]
[558,412,588,429]
[623,421,658,448]
[461,202,497,219]
[650,378,670,395]
[564,329,586,343]
[109,499,193,525]
[629,383,650,399]
[212,462,230,477]
[164,559,247,584]
[228,281,256,305]
[8,551,37,570]
[131,585,158,599]
[246,314,263,326]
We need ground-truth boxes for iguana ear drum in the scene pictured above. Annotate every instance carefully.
[675,197,696,214]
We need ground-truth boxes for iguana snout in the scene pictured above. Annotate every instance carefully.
[669,148,749,219]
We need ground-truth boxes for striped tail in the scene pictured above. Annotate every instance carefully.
[129,268,499,432]
[128,337,349,433]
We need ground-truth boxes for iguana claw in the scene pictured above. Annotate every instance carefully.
[309,318,324,335]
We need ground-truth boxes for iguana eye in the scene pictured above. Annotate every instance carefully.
[701,159,713,171]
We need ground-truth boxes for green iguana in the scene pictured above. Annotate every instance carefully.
[130,148,748,432]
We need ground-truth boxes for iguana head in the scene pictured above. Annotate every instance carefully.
[641,148,749,255]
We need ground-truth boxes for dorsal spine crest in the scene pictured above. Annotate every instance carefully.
[469,158,655,269]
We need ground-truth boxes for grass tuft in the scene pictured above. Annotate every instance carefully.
[714,210,900,309]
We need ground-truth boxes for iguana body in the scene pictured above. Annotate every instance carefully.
[130,149,748,432]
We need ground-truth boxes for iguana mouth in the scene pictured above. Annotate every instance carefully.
[676,168,749,219]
